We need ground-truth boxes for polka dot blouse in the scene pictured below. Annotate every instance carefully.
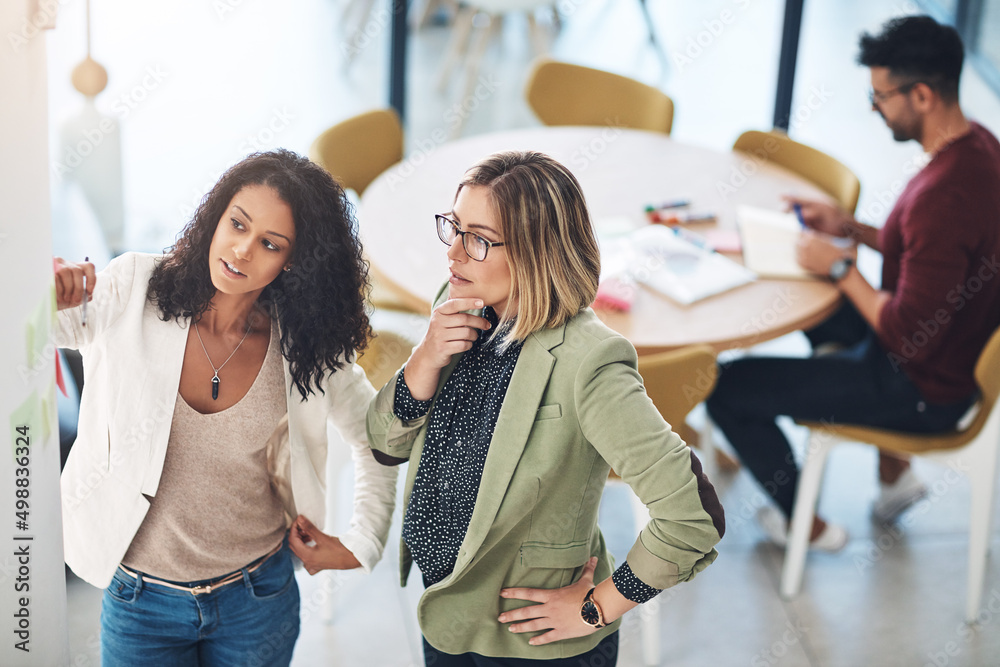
[395,307,662,603]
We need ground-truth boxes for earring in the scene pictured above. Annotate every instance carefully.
[284,266,292,272]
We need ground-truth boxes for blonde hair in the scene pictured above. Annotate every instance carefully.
[457,151,601,343]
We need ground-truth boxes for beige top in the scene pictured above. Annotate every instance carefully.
[121,321,287,581]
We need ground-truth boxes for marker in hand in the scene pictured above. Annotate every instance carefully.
[82,256,89,326]
[792,203,807,228]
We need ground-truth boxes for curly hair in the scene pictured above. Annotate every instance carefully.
[147,149,371,400]
[858,15,964,103]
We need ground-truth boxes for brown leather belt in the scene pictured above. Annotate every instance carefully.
[117,541,283,596]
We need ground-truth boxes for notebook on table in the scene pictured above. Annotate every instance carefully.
[600,224,756,306]
[736,205,812,279]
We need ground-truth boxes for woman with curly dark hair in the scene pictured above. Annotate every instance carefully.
[53,149,397,666]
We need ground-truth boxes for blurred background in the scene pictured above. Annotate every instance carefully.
[47,0,1000,266]
[32,1,1000,665]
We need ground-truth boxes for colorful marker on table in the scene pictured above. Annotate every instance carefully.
[649,199,691,211]
[646,210,717,225]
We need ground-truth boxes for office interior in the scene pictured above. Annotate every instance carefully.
[27,0,1000,665]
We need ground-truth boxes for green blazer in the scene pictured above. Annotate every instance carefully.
[367,303,723,660]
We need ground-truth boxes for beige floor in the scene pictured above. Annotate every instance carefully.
[53,0,1000,665]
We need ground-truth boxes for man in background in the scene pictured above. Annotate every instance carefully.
[707,15,1000,549]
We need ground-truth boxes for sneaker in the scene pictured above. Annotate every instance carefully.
[872,468,928,523]
[756,505,848,552]
[812,342,846,357]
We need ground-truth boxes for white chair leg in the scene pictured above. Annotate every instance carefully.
[525,11,548,57]
[627,489,660,666]
[640,602,659,666]
[963,410,1000,622]
[781,434,834,598]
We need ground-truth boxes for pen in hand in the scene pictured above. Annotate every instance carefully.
[792,203,807,228]
[82,256,89,327]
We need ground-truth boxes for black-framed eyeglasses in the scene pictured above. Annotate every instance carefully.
[435,214,505,262]
[868,81,920,107]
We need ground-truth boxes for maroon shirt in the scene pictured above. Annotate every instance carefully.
[878,121,1000,404]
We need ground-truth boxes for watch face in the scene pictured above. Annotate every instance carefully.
[581,600,601,626]
[830,258,851,281]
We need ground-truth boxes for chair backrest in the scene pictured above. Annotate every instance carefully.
[525,57,674,134]
[733,129,861,213]
[636,345,717,444]
[960,325,1000,439]
[309,109,403,196]
[356,330,414,390]
[809,325,1000,453]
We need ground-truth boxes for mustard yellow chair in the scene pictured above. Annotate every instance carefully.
[733,129,861,213]
[783,326,1000,622]
[355,330,415,390]
[525,57,674,134]
[608,344,718,666]
[638,345,718,446]
[310,110,427,314]
[309,109,403,197]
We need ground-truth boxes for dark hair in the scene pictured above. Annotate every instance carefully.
[857,15,964,103]
[148,149,371,400]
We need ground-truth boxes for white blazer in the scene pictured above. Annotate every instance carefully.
[55,253,397,588]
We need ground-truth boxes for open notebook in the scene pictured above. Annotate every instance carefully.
[600,224,756,306]
[736,205,812,279]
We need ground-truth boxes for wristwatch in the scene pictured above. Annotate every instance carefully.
[580,587,606,628]
[829,257,855,282]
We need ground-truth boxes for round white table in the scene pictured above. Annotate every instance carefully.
[359,126,840,353]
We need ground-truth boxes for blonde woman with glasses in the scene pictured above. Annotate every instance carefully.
[296,150,725,665]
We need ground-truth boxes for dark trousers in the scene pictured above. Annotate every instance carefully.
[422,631,618,667]
[705,304,975,517]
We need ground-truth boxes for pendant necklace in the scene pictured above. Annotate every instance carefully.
[194,319,253,400]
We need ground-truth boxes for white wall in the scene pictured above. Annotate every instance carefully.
[0,1,70,665]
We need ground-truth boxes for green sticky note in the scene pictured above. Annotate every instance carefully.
[25,295,51,369]
[41,380,56,443]
[9,391,44,462]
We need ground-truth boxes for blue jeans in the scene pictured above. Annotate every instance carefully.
[101,540,300,666]
[706,305,975,518]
